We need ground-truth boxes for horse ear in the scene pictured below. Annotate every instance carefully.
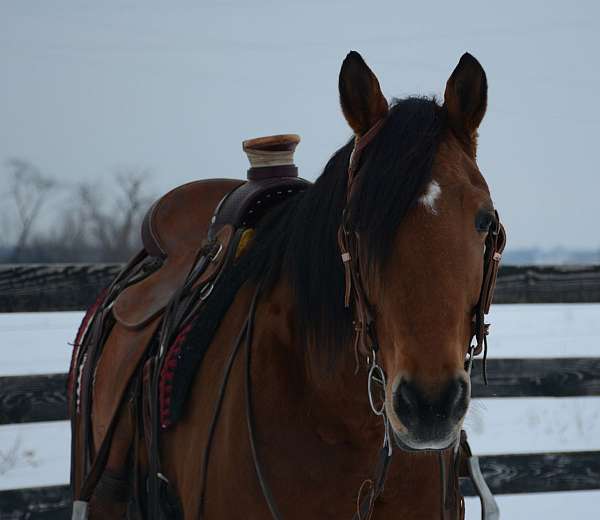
[339,51,388,136]
[444,53,488,139]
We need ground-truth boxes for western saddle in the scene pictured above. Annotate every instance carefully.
[69,134,310,518]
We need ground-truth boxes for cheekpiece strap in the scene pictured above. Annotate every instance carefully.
[337,115,388,360]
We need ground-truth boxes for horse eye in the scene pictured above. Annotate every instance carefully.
[475,210,494,233]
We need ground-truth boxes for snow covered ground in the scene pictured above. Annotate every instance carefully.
[1,304,599,517]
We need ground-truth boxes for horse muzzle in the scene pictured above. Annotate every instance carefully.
[388,373,470,451]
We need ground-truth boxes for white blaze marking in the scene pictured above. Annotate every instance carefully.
[419,180,441,215]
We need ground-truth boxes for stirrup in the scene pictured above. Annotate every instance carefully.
[467,456,500,520]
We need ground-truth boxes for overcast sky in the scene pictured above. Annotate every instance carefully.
[1,1,598,250]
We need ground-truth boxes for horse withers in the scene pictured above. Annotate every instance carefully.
[69,51,505,519]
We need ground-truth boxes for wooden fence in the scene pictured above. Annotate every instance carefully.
[1,263,600,519]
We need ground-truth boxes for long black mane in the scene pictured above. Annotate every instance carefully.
[237,97,445,362]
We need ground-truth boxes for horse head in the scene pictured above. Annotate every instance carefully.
[337,51,498,451]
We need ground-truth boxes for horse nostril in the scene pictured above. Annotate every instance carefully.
[446,376,470,420]
[399,381,416,407]
[393,379,419,428]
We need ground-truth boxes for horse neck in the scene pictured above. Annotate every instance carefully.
[253,280,382,446]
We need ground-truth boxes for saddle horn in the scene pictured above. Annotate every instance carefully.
[242,134,300,180]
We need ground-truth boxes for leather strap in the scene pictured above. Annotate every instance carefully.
[337,117,388,360]
[469,215,507,385]
[247,165,298,180]
[198,305,256,516]
[351,446,392,520]
[244,284,284,519]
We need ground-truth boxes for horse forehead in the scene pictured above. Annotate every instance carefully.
[419,140,490,216]
[418,146,462,216]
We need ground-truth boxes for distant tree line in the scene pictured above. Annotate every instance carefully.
[1,158,155,263]
[2,158,598,266]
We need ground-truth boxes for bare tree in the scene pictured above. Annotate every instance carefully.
[5,159,56,261]
[0,162,155,263]
[77,170,153,261]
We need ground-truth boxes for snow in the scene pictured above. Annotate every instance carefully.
[1,304,599,517]
[2,303,597,378]
[485,303,600,358]
[0,311,82,376]
[465,396,600,455]
[0,421,70,491]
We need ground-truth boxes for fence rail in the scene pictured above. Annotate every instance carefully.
[2,263,600,313]
[2,449,599,518]
[1,263,600,518]
[2,357,600,426]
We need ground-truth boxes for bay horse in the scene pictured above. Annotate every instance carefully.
[69,51,505,519]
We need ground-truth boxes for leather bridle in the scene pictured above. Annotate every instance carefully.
[336,114,507,518]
